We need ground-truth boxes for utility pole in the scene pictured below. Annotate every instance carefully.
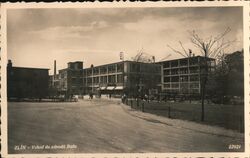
[91,64,94,94]
[120,52,125,96]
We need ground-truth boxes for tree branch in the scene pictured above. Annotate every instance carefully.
[167,44,186,57]
[179,41,189,57]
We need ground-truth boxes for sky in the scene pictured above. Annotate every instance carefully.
[7,7,243,75]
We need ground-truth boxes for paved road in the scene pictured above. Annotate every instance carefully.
[8,98,244,153]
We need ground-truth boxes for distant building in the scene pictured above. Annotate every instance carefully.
[83,61,161,97]
[49,56,215,98]
[157,56,215,95]
[50,61,83,98]
[7,60,49,100]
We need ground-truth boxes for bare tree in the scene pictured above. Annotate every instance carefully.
[189,27,234,121]
[167,27,234,121]
[131,49,156,106]
[131,48,155,63]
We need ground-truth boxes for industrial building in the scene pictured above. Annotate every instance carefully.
[7,60,49,100]
[49,61,84,98]
[48,55,215,99]
[158,56,215,95]
[83,61,161,97]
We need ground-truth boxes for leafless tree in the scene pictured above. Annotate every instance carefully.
[189,27,233,59]
[167,27,234,121]
[131,48,155,63]
[131,49,156,105]
[189,27,234,121]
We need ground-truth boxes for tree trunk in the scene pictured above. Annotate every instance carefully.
[201,53,208,122]
[201,80,206,121]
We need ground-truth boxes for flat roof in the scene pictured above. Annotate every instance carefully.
[84,60,160,70]
[68,61,83,64]
[156,55,215,64]
[10,66,49,70]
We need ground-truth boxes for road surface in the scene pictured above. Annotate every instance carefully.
[8,98,244,153]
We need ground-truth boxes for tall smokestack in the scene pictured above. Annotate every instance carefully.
[54,60,56,76]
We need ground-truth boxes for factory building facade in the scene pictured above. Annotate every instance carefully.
[83,61,161,97]
[158,56,215,95]
[49,61,84,98]
[48,56,216,98]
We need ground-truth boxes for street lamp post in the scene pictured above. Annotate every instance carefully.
[91,64,94,94]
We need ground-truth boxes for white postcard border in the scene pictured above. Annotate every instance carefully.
[1,1,249,157]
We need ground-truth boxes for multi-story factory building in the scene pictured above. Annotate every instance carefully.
[49,56,215,98]
[158,56,215,95]
[83,61,161,97]
[49,61,83,98]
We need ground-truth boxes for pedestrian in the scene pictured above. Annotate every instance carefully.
[144,94,148,102]
[121,95,124,103]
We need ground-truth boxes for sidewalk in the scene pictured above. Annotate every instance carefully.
[119,102,244,140]
[79,97,244,139]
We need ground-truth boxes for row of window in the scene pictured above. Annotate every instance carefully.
[164,75,199,83]
[84,74,124,84]
[130,63,161,73]
[163,83,199,89]
[164,67,200,75]
[164,88,200,93]
[84,63,124,76]
[163,58,199,68]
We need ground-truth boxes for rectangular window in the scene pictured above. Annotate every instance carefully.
[93,68,99,75]
[171,69,179,75]
[190,83,199,89]
[108,65,116,73]
[108,75,116,83]
[171,83,179,88]
[163,62,170,68]
[100,76,107,83]
[171,76,179,82]
[171,61,178,67]
[117,74,124,83]
[117,63,124,72]
[190,75,199,82]
[164,77,171,83]
[94,77,99,83]
[100,67,107,74]
[87,78,92,84]
[190,67,199,74]
[164,69,170,75]
[180,59,188,67]
[180,76,188,82]
[164,84,170,88]
[87,70,92,76]
[189,57,199,66]
[180,68,188,74]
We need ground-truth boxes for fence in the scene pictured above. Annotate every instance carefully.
[123,98,244,132]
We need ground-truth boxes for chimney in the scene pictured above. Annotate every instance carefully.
[7,60,12,68]
[54,60,56,76]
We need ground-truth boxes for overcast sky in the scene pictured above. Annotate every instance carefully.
[7,7,243,75]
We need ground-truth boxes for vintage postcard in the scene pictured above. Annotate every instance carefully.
[1,1,249,158]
